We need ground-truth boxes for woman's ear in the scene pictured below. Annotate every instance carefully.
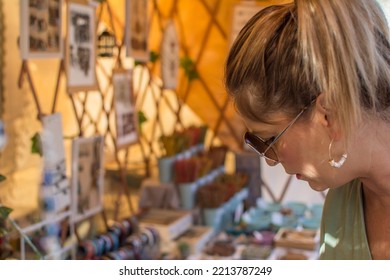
[315,93,329,126]
[315,93,342,140]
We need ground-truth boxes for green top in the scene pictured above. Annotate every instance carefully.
[319,179,372,260]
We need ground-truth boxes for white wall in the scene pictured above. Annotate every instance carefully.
[379,0,390,22]
[260,160,325,205]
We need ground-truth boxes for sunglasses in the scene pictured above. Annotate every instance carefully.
[244,100,315,164]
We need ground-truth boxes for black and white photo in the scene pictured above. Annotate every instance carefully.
[112,69,139,148]
[125,0,149,62]
[71,135,104,223]
[19,0,63,59]
[66,1,97,93]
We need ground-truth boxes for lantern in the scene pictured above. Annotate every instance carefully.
[97,29,115,57]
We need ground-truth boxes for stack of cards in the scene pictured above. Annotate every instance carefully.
[40,113,71,217]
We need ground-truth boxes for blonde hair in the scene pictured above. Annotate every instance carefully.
[225,0,390,139]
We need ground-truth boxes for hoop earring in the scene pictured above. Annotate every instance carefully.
[328,139,348,168]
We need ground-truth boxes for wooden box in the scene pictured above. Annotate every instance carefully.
[274,228,319,251]
[176,226,214,255]
[138,208,192,242]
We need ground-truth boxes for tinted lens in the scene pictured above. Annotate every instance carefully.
[244,132,278,161]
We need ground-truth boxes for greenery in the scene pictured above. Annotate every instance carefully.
[138,111,147,127]
[0,163,10,230]
[180,56,199,81]
[31,132,42,156]
[134,51,160,66]
[159,125,208,157]
[137,110,148,134]
[159,132,189,157]
[134,60,142,66]
[177,242,190,259]
[0,205,12,220]
[0,205,13,259]
[150,51,160,63]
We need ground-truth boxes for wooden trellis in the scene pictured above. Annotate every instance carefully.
[79,0,327,206]
[147,0,241,145]
[17,0,325,227]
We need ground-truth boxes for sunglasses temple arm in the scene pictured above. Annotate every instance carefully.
[263,107,307,155]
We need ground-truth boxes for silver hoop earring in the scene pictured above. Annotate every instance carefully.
[328,139,348,168]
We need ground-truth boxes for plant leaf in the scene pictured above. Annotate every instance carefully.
[0,206,13,220]
[180,56,199,81]
[31,133,43,157]
[138,111,147,126]
[150,51,160,63]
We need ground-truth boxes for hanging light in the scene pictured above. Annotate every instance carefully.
[97,29,116,57]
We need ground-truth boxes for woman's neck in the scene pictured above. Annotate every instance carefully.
[357,118,390,202]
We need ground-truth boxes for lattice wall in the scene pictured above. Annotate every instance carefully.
[1,0,324,219]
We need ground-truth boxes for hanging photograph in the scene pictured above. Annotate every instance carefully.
[19,0,63,59]
[161,20,180,90]
[112,69,139,148]
[66,1,98,93]
[71,135,104,223]
[229,2,264,47]
[125,0,149,62]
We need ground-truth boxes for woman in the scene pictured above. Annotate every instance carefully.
[225,0,390,259]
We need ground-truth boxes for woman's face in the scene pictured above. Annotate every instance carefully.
[242,107,354,191]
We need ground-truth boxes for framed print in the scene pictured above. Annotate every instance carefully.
[19,0,63,59]
[125,0,149,62]
[229,2,264,47]
[161,20,180,90]
[112,68,139,148]
[66,0,98,93]
[71,135,104,223]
